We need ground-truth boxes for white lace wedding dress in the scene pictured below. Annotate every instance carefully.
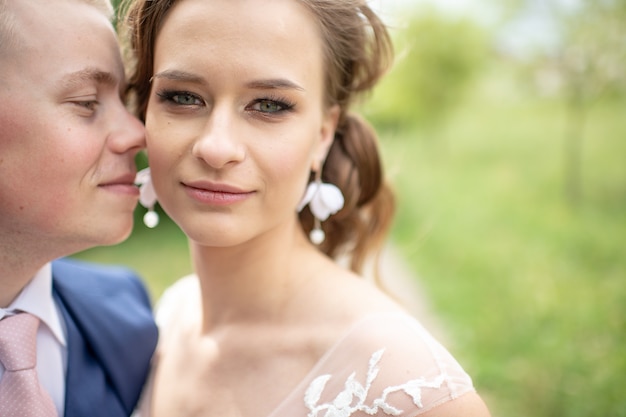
[266,312,474,416]
[138,276,475,417]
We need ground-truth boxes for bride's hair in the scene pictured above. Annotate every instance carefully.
[119,0,396,278]
[296,1,395,277]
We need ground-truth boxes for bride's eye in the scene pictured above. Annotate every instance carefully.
[249,98,294,114]
[256,100,282,113]
[156,90,203,106]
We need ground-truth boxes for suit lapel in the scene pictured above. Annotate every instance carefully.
[54,290,127,417]
[51,259,157,417]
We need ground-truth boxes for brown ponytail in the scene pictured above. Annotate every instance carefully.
[297,0,396,279]
[299,113,395,279]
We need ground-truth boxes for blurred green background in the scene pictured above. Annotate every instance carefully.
[78,1,626,415]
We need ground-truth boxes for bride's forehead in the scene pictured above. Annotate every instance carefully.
[156,1,326,66]
[161,0,321,36]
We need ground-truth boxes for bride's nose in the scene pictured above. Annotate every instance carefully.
[191,105,246,169]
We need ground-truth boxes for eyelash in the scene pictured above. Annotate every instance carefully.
[155,89,295,115]
[76,101,97,110]
[248,96,295,114]
[71,100,98,116]
[156,90,203,107]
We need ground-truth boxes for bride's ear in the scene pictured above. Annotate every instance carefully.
[315,104,340,164]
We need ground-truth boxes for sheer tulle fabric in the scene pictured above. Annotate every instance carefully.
[268,312,474,417]
[137,276,475,417]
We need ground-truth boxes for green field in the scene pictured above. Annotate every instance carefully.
[382,65,626,416]
[76,63,626,416]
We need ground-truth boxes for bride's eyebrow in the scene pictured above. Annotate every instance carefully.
[151,70,205,84]
[151,71,305,94]
[245,79,305,92]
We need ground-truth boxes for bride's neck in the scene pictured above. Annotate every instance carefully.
[188,232,316,329]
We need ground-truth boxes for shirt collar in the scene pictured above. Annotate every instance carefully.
[0,263,66,346]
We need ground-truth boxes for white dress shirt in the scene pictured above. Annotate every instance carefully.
[0,263,67,416]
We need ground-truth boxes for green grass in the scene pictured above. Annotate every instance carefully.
[381,67,626,416]
[75,63,626,417]
[75,215,191,300]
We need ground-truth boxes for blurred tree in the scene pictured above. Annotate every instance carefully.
[555,0,626,204]
[495,0,626,204]
[361,10,488,131]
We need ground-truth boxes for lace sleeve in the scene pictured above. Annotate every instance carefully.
[299,313,475,417]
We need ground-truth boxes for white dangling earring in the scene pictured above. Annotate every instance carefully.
[135,168,160,228]
[296,169,344,245]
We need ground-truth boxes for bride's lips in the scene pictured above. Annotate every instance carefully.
[182,180,255,205]
[99,172,140,196]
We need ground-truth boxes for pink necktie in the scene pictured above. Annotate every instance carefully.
[0,313,58,417]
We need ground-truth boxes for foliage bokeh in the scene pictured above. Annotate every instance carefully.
[362,9,488,130]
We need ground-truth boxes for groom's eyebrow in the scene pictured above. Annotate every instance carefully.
[61,67,118,89]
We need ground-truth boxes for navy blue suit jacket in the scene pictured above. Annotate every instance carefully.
[51,258,158,417]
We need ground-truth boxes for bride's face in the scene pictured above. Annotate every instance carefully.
[145,0,338,247]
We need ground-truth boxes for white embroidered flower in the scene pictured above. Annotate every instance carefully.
[305,348,449,417]
[333,374,357,409]
[305,375,332,408]
[297,181,344,220]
